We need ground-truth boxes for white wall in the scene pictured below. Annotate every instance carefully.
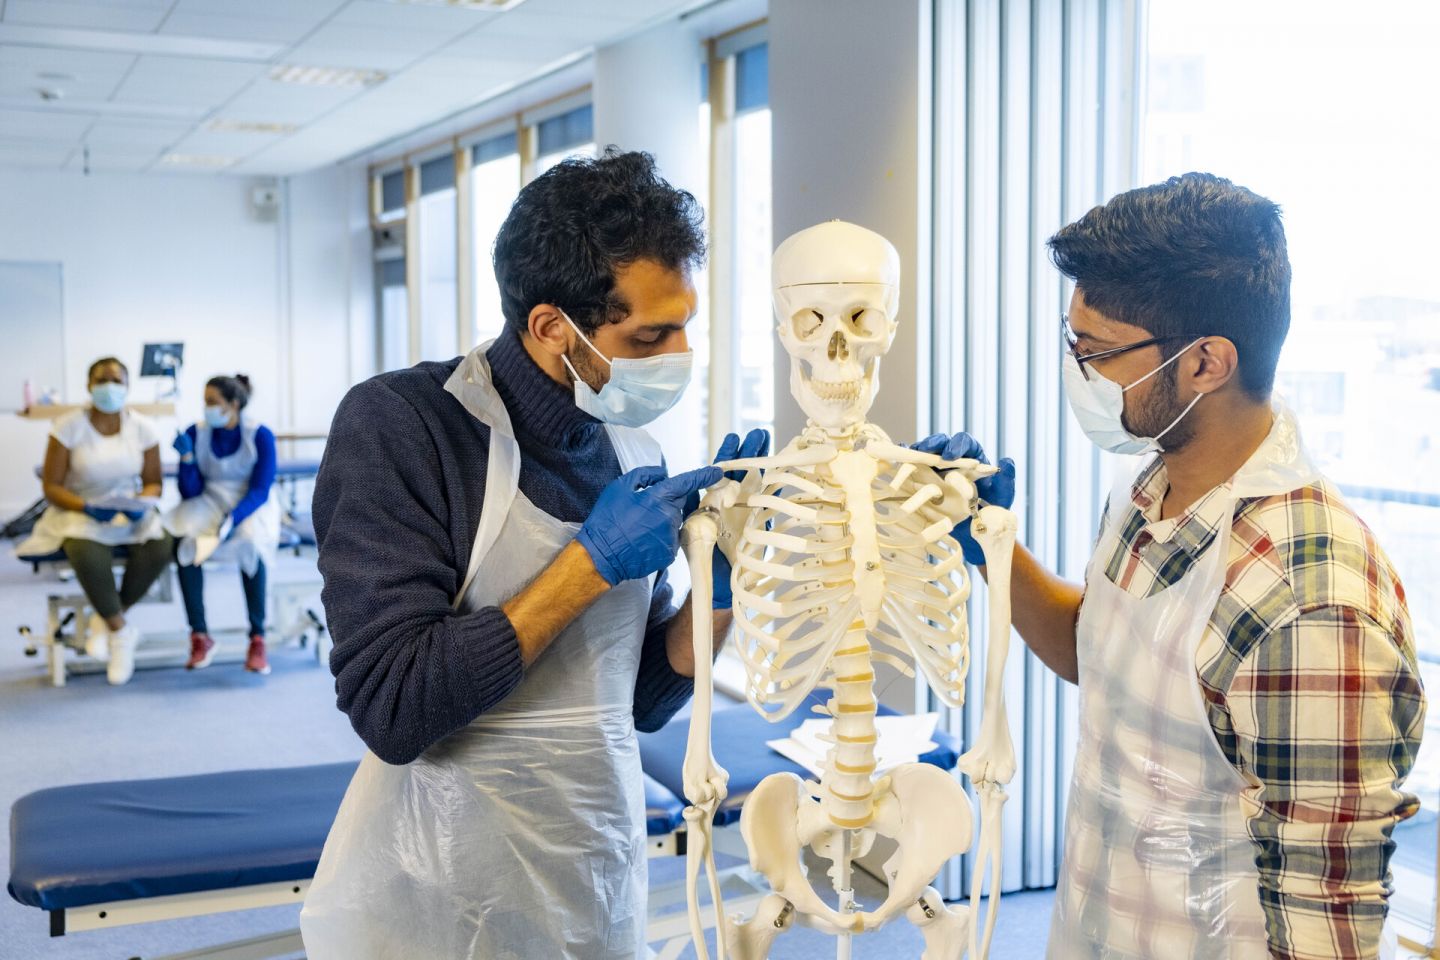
[0,165,372,515]
[769,0,933,447]
[593,18,709,477]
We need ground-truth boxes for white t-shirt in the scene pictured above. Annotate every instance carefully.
[51,409,162,502]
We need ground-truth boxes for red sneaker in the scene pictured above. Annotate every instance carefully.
[244,634,270,675]
[186,632,215,670]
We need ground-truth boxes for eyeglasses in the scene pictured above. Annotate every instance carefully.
[1062,314,1193,381]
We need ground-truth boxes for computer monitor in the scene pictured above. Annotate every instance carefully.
[140,342,184,378]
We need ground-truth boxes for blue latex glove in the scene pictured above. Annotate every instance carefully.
[710,428,771,609]
[578,464,724,586]
[911,432,1017,566]
[122,508,147,523]
[172,431,195,458]
[83,505,119,523]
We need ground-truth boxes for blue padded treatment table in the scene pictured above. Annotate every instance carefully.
[638,691,961,828]
[9,762,355,915]
[8,762,687,920]
[8,696,955,939]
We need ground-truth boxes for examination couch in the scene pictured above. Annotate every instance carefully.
[9,694,961,960]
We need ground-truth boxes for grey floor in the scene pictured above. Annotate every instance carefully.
[0,550,1055,959]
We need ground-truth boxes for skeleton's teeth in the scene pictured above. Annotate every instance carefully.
[811,379,860,402]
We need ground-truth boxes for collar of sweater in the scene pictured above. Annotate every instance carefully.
[486,328,604,450]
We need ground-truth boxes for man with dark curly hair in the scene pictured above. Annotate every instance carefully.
[301,149,761,959]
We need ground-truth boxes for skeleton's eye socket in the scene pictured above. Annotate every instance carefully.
[847,308,882,338]
[792,309,825,340]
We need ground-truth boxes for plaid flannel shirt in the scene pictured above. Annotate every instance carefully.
[1094,457,1426,959]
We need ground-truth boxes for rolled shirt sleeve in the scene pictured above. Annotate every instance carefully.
[1229,603,1426,960]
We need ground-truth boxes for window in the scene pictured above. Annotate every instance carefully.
[706,34,772,443]
[933,0,1138,898]
[416,153,458,362]
[533,104,594,177]
[378,169,405,223]
[470,131,521,345]
[377,256,409,373]
[1141,0,1440,948]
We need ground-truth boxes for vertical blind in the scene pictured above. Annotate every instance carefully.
[931,0,1141,896]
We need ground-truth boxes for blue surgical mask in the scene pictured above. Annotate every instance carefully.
[204,405,231,429]
[560,311,693,428]
[90,383,127,414]
[1061,339,1205,455]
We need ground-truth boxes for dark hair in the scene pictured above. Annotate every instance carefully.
[207,374,251,410]
[1047,172,1291,399]
[493,147,706,335]
[87,356,128,384]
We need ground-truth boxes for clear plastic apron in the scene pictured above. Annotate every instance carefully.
[301,342,662,960]
[1048,402,1400,959]
[161,419,281,577]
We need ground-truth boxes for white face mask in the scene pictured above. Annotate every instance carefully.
[560,311,693,428]
[204,405,231,429]
[1062,339,1205,455]
[90,382,127,414]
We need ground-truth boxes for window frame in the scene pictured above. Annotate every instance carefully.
[366,88,592,369]
[703,21,770,455]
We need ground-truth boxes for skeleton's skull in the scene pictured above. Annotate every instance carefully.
[773,221,900,430]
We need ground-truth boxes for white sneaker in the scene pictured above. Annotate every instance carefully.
[107,624,138,685]
[85,613,110,660]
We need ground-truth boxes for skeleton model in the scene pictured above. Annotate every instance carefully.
[679,221,1018,960]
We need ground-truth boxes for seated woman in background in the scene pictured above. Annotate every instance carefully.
[17,356,171,685]
[164,375,280,676]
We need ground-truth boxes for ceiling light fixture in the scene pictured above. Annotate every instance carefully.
[207,119,299,135]
[161,153,238,168]
[268,64,387,87]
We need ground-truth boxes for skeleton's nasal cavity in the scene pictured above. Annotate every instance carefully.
[828,330,849,361]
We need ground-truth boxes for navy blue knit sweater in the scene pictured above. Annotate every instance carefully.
[313,330,694,765]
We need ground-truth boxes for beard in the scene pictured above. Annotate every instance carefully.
[566,336,608,394]
[1120,361,1200,452]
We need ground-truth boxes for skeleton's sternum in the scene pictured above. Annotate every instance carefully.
[821,629,879,828]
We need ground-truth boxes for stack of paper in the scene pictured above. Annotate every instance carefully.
[766,712,940,778]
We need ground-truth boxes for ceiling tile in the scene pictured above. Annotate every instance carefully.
[221,80,360,126]
[158,11,325,46]
[0,140,73,167]
[287,22,456,72]
[329,1,498,35]
[477,4,641,45]
[4,0,169,32]
[0,106,95,141]
[0,43,137,102]
[111,55,264,108]
[167,126,283,158]
[65,148,156,173]
[84,116,193,148]
[167,0,346,21]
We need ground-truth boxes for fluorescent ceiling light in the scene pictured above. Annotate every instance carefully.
[207,119,300,135]
[0,24,282,61]
[268,64,388,87]
[161,153,237,168]
[0,95,206,121]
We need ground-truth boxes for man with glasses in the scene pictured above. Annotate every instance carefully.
[920,173,1423,959]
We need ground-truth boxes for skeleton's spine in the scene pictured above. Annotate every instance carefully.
[821,623,879,829]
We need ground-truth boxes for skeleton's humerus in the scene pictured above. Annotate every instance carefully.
[680,221,1018,960]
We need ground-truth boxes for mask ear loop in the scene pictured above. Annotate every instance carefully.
[1124,338,1209,451]
[1120,337,1205,393]
[560,309,613,369]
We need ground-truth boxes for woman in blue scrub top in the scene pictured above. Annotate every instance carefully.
[163,374,280,675]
